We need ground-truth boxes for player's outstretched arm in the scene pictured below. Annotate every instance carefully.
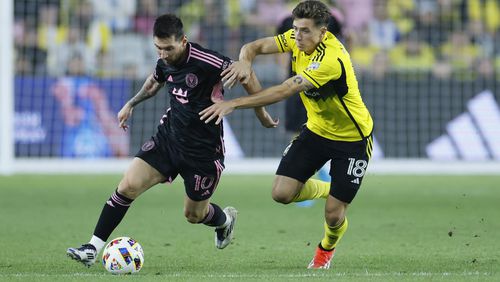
[118,74,164,131]
[221,37,280,88]
[242,71,279,128]
[200,74,313,125]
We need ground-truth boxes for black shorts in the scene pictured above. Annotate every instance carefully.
[136,138,225,201]
[276,127,372,203]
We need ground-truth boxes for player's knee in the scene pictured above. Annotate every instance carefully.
[325,209,345,226]
[271,189,294,204]
[117,177,141,199]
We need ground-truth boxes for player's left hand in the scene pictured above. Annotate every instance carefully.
[254,107,279,128]
[199,101,235,125]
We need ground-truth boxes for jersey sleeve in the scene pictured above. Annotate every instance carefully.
[198,52,232,76]
[274,29,296,53]
[153,59,167,83]
[300,57,341,88]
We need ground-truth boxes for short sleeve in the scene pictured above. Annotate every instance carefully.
[274,29,296,53]
[153,59,166,83]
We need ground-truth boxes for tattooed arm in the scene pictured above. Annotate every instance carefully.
[199,75,314,125]
[118,74,165,131]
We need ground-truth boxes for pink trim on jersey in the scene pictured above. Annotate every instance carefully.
[211,81,224,103]
[190,47,223,68]
[190,54,222,68]
[186,43,192,63]
[191,47,223,64]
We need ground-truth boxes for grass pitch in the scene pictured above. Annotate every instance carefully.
[0,173,499,281]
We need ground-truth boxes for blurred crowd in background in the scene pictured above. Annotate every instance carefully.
[14,0,500,81]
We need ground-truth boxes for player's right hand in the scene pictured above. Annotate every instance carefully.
[221,61,252,89]
[117,103,134,131]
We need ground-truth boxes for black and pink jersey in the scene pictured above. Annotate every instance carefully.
[152,42,232,161]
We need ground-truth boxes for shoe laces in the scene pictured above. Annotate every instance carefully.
[79,244,96,251]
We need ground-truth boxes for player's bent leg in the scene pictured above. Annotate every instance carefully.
[271,175,304,204]
[67,158,165,267]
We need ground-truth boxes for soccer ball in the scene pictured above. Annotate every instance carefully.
[102,237,144,274]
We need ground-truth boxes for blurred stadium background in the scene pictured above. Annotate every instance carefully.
[1,0,500,175]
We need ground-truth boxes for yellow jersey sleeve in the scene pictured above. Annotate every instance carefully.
[301,56,341,89]
[274,29,296,53]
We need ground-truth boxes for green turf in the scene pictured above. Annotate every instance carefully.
[0,174,499,281]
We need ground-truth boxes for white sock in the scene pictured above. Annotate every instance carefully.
[89,235,106,253]
[220,210,232,228]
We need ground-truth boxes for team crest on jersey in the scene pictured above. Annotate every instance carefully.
[306,62,320,71]
[185,73,198,88]
[141,140,155,151]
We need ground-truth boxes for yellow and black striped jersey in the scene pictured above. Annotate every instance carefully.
[275,29,373,141]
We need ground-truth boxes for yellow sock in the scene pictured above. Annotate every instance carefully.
[292,179,330,202]
[320,217,348,250]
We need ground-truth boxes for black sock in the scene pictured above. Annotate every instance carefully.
[93,189,134,241]
[201,203,227,227]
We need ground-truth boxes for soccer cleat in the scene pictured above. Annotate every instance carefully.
[67,243,97,267]
[307,245,335,269]
[215,206,238,249]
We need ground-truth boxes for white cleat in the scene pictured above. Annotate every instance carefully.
[67,244,97,267]
[215,207,238,249]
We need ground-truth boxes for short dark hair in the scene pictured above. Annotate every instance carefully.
[153,14,184,40]
[292,0,331,28]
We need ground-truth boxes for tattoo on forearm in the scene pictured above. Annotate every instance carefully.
[128,77,161,107]
[293,76,303,84]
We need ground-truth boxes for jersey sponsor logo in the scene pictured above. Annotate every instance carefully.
[172,87,189,104]
[304,89,320,97]
[141,140,155,152]
[185,73,198,88]
[279,34,288,48]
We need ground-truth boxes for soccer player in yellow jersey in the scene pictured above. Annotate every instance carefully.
[200,0,373,269]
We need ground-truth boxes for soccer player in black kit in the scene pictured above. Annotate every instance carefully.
[67,14,278,267]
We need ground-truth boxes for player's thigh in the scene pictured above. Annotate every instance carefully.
[180,158,224,202]
[329,138,371,203]
[118,157,167,198]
